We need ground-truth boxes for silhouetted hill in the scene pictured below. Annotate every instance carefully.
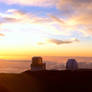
[0,70,92,92]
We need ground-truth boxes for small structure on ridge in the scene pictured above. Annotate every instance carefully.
[31,56,46,71]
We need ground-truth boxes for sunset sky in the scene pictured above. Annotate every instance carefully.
[0,0,92,59]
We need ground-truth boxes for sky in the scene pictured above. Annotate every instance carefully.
[0,0,92,60]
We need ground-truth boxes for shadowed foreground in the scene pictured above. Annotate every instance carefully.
[0,70,92,92]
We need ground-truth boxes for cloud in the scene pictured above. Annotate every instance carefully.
[49,13,92,36]
[0,33,5,36]
[55,0,92,36]
[0,10,24,23]
[38,42,45,45]
[48,38,79,45]
[0,0,91,10]
[7,9,26,15]
[51,0,92,37]
[49,15,65,24]
[3,17,20,22]
[1,9,67,40]
[0,0,57,6]
[0,9,51,24]
[38,38,79,45]
[49,15,78,35]
[0,3,92,41]
[0,0,92,37]
[57,0,92,12]
[66,13,92,36]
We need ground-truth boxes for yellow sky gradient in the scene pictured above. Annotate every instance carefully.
[0,41,92,60]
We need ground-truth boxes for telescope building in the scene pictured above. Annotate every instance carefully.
[31,57,46,71]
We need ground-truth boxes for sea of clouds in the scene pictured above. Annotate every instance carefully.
[0,56,92,73]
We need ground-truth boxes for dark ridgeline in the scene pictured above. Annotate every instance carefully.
[24,70,92,92]
[0,70,92,92]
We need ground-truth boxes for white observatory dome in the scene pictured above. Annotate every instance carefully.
[66,59,78,70]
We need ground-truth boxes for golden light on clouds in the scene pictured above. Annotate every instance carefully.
[0,0,92,59]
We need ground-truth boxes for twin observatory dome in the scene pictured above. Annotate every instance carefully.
[31,57,78,71]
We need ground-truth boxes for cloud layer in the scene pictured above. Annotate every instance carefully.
[56,0,92,36]
[0,0,92,37]
[0,0,92,47]
[0,33,5,36]
[38,38,79,45]
[48,38,79,45]
[0,0,57,6]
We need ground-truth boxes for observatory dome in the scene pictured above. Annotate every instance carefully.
[66,59,78,70]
